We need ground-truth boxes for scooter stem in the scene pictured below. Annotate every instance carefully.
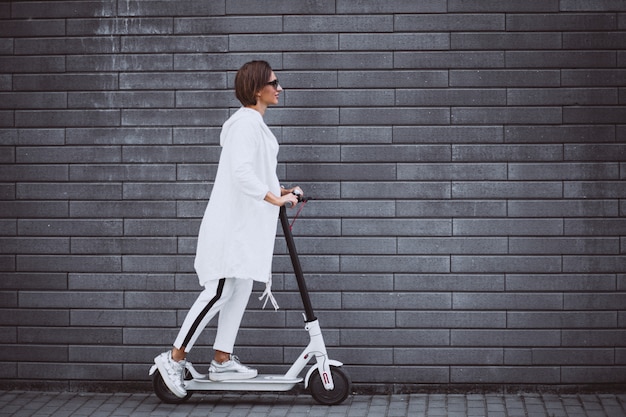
[279,205,316,322]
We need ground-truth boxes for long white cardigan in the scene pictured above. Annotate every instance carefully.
[194,107,281,294]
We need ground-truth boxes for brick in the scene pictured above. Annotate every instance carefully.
[0,164,68,181]
[505,274,616,292]
[71,309,175,327]
[66,54,172,72]
[341,329,449,347]
[15,110,120,128]
[450,366,560,384]
[399,163,507,180]
[68,91,174,108]
[510,237,619,255]
[397,88,505,106]
[122,109,227,126]
[123,219,200,237]
[0,291,17,307]
[342,182,451,199]
[562,330,626,347]
[0,344,67,362]
[395,51,504,68]
[337,0,446,13]
[173,127,221,144]
[508,88,617,106]
[17,129,65,145]
[16,183,122,200]
[284,15,392,32]
[451,33,561,50]
[342,292,451,310]
[509,200,618,218]
[505,125,615,143]
[19,363,121,380]
[508,312,617,329]
[453,144,562,162]
[286,163,396,181]
[562,69,626,87]
[399,237,507,254]
[397,348,502,365]
[16,255,122,273]
[68,273,175,291]
[338,70,448,88]
[340,33,449,51]
[452,107,562,124]
[230,34,338,52]
[15,37,119,55]
[448,0,559,12]
[18,219,122,236]
[394,126,502,144]
[0,92,66,109]
[0,202,68,218]
[70,164,175,181]
[279,145,340,162]
[120,72,226,90]
[286,89,395,107]
[341,255,450,273]
[509,163,619,180]
[67,17,173,35]
[506,51,616,68]
[283,52,392,70]
[19,291,123,308]
[563,256,626,273]
[452,181,562,199]
[174,53,283,71]
[396,13,503,31]
[453,293,562,310]
[531,348,615,365]
[0,19,65,37]
[71,237,177,254]
[451,70,560,87]
[0,272,67,290]
[564,181,626,198]
[563,32,626,49]
[566,144,626,162]
[121,35,228,53]
[177,164,219,181]
[341,145,450,162]
[11,1,116,18]
[397,311,505,328]
[507,13,617,31]
[342,107,450,125]
[122,145,221,163]
[451,256,562,273]
[283,274,393,292]
[122,183,207,200]
[0,237,69,254]
[176,91,238,108]
[394,274,504,292]
[176,16,281,34]
[562,367,626,384]
[561,0,626,11]
[451,330,561,347]
[0,56,65,73]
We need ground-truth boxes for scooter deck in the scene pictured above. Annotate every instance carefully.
[185,374,303,392]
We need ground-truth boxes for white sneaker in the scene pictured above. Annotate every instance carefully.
[154,351,187,398]
[209,355,257,381]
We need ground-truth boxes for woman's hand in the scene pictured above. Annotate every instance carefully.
[264,186,302,207]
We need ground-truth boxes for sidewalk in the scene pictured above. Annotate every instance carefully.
[1,390,625,417]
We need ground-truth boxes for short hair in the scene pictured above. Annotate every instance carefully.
[234,60,273,107]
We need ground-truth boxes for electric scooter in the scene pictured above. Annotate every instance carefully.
[149,194,351,405]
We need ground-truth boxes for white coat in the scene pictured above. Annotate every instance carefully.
[194,107,281,288]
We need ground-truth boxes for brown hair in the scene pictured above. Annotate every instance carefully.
[234,60,273,107]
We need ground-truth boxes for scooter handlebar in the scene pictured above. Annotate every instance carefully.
[284,190,308,208]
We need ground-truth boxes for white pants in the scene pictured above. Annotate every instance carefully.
[173,278,253,354]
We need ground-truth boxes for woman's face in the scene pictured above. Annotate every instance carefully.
[257,71,282,106]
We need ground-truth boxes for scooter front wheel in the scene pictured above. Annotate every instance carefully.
[152,369,193,404]
[309,365,351,405]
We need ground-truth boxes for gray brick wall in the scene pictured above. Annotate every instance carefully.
[1,0,625,391]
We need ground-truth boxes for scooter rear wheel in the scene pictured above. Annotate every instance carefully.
[152,368,193,404]
[309,365,351,405]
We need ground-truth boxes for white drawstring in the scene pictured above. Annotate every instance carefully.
[258,276,279,310]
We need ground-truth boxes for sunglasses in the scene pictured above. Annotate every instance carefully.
[266,79,280,89]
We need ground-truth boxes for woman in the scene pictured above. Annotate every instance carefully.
[154,60,302,398]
